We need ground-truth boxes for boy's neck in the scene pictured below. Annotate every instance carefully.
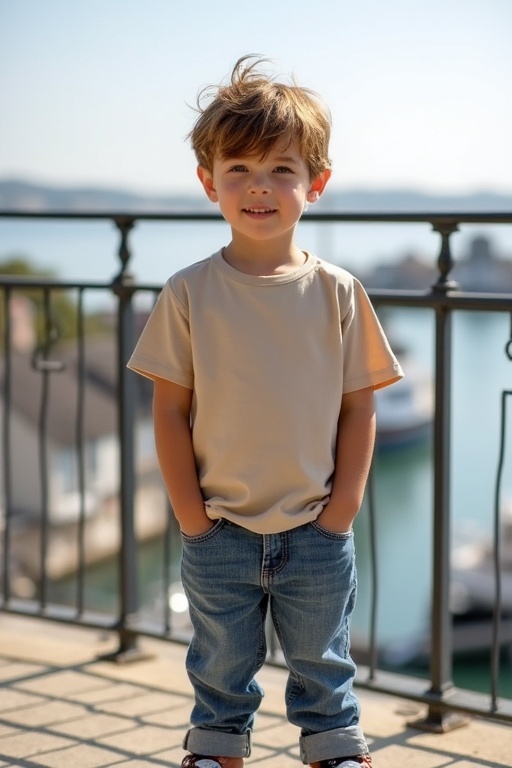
[222,235,306,276]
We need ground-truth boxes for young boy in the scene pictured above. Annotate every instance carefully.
[128,56,403,768]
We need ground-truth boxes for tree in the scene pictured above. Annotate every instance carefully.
[0,256,109,353]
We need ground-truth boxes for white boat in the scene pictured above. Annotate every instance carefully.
[375,347,434,449]
[451,506,512,616]
[380,510,512,666]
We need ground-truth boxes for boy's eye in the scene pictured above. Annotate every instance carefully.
[229,164,247,172]
[274,166,293,174]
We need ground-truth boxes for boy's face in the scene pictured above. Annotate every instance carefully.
[197,141,330,246]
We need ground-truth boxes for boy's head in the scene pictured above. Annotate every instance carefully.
[189,55,332,180]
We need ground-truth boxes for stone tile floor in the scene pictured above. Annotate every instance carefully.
[0,615,510,767]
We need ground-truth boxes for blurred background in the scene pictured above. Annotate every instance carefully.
[1,0,511,698]
[2,0,512,195]
[1,0,511,281]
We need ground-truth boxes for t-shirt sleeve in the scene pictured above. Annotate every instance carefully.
[341,278,403,393]
[127,278,194,389]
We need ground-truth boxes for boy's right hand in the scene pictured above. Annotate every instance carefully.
[178,511,216,537]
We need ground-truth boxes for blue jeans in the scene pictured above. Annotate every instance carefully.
[180,520,368,764]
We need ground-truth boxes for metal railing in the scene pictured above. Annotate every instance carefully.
[0,209,511,732]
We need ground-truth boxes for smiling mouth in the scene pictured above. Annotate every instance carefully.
[243,207,276,214]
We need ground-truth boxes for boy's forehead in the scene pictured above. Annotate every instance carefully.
[220,138,304,161]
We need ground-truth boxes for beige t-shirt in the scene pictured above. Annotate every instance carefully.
[128,250,403,534]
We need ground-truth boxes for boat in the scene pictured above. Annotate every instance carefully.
[449,506,512,655]
[381,508,512,666]
[375,344,434,449]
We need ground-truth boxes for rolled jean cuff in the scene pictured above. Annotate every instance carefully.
[299,726,368,764]
[183,727,252,758]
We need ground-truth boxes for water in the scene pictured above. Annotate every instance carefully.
[4,218,512,695]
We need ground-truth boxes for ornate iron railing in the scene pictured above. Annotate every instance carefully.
[0,210,511,732]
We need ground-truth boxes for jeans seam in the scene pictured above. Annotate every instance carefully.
[270,600,305,708]
[260,532,289,591]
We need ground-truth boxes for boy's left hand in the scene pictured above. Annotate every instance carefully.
[317,504,354,534]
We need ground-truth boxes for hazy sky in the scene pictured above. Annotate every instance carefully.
[1,0,511,195]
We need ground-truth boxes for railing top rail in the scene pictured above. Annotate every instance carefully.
[1,210,511,225]
[0,275,112,290]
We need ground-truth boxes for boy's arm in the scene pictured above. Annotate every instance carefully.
[152,376,213,536]
[319,386,376,533]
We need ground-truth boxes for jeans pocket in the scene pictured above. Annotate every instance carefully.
[180,518,225,544]
[310,521,354,541]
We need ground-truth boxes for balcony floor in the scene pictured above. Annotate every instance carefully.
[0,614,509,767]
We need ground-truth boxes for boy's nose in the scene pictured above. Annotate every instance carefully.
[248,173,271,193]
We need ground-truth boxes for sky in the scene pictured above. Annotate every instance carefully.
[1,0,511,197]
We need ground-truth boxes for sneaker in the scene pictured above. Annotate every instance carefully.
[318,755,372,768]
[181,757,223,768]
[182,753,245,768]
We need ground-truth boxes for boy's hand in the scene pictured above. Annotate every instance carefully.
[323,386,376,534]
[317,504,354,534]
[179,511,216,537]
[153,377,212,537]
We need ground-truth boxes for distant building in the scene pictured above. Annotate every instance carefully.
[0,308,164,591]
[452,236,512,292]
[362,252,436,290]
[359,236,512,292]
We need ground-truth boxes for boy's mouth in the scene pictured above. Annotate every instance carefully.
[243,207,276,215]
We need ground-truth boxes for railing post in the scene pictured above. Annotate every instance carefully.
[32,290,66,611]
[366,464,379,681]
[108,217,145,661]
[1,287,13,605]
[413,221,467,731]
[432,220,459,293]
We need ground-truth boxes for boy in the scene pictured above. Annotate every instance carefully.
[128,56,403,768]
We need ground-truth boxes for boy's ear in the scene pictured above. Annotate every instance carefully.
[306,169,332,204]
[197,166,218,203]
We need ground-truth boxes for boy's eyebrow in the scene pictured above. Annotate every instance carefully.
[273,155,299,164]
[222,153,300,164]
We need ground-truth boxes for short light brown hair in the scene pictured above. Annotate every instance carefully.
[189,55,332,179]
